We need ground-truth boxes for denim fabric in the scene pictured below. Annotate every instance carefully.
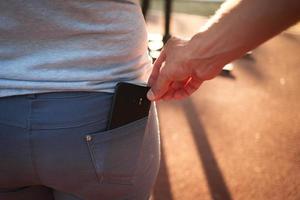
[0,92,160,200]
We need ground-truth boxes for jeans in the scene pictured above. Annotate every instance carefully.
[0,92,160,200]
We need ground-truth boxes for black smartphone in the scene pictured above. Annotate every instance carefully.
[106,82,151,130]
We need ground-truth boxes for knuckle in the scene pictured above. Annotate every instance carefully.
[159,69,170,79]
[166,36,179,46]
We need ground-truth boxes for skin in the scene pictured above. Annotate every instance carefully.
[147,0,300,101]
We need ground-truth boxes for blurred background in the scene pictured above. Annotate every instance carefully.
[138,0,300,200]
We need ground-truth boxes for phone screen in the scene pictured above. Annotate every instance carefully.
[106,82,151,130]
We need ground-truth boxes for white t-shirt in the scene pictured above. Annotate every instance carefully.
[0,0,151,97]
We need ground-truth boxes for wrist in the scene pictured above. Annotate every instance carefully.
[187,27,248,67]
[184,30,236,78]
[187,29,218,60]
[184,31,215,66]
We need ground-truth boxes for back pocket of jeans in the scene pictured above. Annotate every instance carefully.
[85,117,148,185]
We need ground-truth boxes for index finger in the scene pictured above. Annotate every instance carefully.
[148,48,166,86]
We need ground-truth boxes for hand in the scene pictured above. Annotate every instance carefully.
[147,36,225,101]
[146,0,300,101]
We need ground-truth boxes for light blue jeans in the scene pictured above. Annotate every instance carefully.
[0,92,160,200]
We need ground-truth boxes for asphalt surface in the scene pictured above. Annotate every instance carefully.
[150,32,300,200]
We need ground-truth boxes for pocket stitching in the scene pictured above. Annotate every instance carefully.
[85,117,148,185]
[86,138,105,183]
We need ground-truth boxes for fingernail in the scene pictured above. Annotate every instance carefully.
[147,90,155,101]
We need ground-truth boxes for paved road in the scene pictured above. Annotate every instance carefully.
[151,33,300,200]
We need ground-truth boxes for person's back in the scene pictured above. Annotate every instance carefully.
[0,0,151,97]
[0,1,160,200]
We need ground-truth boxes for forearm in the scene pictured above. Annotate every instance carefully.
[146,0,300,101]
[188,0,300,65]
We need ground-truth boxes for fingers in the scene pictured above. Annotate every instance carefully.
[147,49,166,86]
[173,77,202,99]
[147,49,169,101]
[160,77,203,101]
[185,77,202,95]
[147,71,171,101]
[147,36,204,101]
[161,89,175,100]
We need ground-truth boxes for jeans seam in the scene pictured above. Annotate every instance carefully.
[27,99,43,184]
[35,92,108,100]
[30,118,107,130]
[86,139,104,184]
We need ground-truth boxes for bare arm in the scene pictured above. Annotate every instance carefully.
[147,0,300,101]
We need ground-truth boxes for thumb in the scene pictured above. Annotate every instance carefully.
[147,73,171,101]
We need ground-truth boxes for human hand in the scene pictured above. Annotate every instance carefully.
[146,0,300,101]
[147,36,225,101]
